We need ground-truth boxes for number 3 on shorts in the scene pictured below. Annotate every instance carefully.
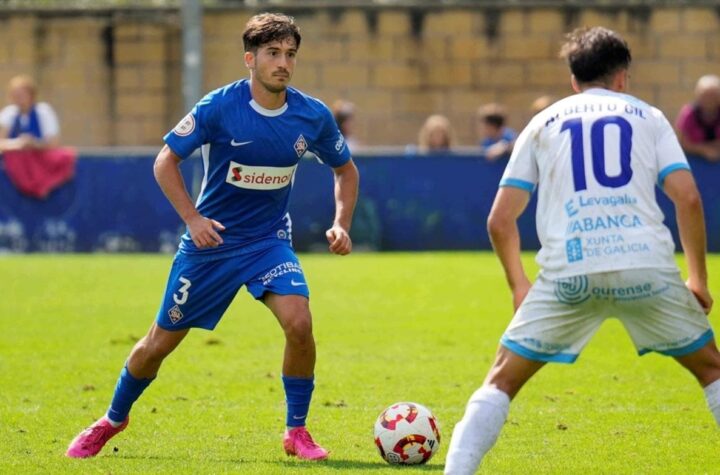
[173,276,192,305]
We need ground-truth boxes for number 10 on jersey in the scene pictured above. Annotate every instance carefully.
[561,115,633,192]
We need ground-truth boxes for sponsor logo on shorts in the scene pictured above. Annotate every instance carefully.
[520,337,572,353]
[168,304,184,324]
[554,275,590,304]
[590,282,668,301]
[555,277,670,304]
[173,113,195,137]
[294,134,308,157]
[226,162,297,190]
[261,261,304,286]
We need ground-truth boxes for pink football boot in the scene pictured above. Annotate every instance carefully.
[283,427,329,461]
[66,417,129,458]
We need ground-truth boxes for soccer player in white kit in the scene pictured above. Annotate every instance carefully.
[444,27,720,474]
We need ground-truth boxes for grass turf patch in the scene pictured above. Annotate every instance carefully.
[1,252,719,474]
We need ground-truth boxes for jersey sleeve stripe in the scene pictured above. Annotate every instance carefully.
[657,162,691,188]
[500,336,579,363]
[499,177,536,192]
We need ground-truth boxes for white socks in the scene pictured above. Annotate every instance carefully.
[444,385,511,475]
[442,378,720,474]
[703,379,720,426]
[105,415,124,428]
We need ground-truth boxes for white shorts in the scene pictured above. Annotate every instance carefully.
[501,269,713,363]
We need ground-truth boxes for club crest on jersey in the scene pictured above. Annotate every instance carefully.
[168,304,184,324]
[173,113,195,137]
[294,134,308,157]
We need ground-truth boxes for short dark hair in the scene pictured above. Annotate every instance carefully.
[560,27,631,84]
[243,13,301,53]
[477,103,507,128]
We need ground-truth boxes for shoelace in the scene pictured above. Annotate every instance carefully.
[82,424,112,446]
[295,430,320,449]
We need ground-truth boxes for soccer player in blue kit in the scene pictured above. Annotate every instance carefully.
[67,12,359,461]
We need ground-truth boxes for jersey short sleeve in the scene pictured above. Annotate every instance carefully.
[499,121,538,193]
[655,109,690,187]
[164,94,216,159]
[308,103,351,168]
[35,102,60,138]
[0,105,17,130]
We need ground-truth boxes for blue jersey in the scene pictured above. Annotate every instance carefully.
[164,79,351,257]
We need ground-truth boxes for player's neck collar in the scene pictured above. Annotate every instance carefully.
[249,99,288,117]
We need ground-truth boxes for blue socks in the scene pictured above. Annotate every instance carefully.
[105,368,312,427]
[282,375,314,428]
[106,365,154,424]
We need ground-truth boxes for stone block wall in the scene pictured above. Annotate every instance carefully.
[0,6,718,147]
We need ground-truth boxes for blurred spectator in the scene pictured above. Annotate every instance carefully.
[332,99,360,151]
[0,74,60,151]
[477,103,517,161]
[416,114,455,154]
[530,95,556,116]
[675,74,720,162]
[0,74,74,199]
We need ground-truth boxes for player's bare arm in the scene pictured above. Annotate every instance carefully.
[487,186,532,311]
[0,127,35,151]
[325,159,359,256]
[663,169,713,313]
[153,144,225,249]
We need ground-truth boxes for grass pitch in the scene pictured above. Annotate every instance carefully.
[1,252,720,474]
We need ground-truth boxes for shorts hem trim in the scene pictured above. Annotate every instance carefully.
[250,289,310,300]
[501,336,579,363]
[638,329,714,357]
[155,318,216,331]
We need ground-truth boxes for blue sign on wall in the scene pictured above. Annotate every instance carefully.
[0,153,716,253]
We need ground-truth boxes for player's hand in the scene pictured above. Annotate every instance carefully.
[485,141,510,162]
[686,279,713,315]
[187,214,225,249]
[511,277,532,312]
[325,225,352,255]
[7,135,33,151]
[703,147,720,162]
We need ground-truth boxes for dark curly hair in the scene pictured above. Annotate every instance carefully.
[560,27,631,85]
[243,13,301,53]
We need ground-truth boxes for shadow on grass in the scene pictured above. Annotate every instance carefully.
[114,454,250,464]
[114,454,443,470]
[277,459,443,471]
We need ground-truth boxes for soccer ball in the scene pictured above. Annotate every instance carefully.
[373,401,441,465]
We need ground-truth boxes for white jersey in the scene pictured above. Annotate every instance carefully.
[501,88,689,278]
[0,102,60,138]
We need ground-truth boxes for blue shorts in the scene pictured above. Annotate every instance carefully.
[156,242,309,330]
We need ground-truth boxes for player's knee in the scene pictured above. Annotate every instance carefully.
[133,335,174,362]
[695,359,720,386]
[283,315,314,345]
[678,344,720,386]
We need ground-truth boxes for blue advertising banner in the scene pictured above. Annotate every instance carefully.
[0,152,716,253]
